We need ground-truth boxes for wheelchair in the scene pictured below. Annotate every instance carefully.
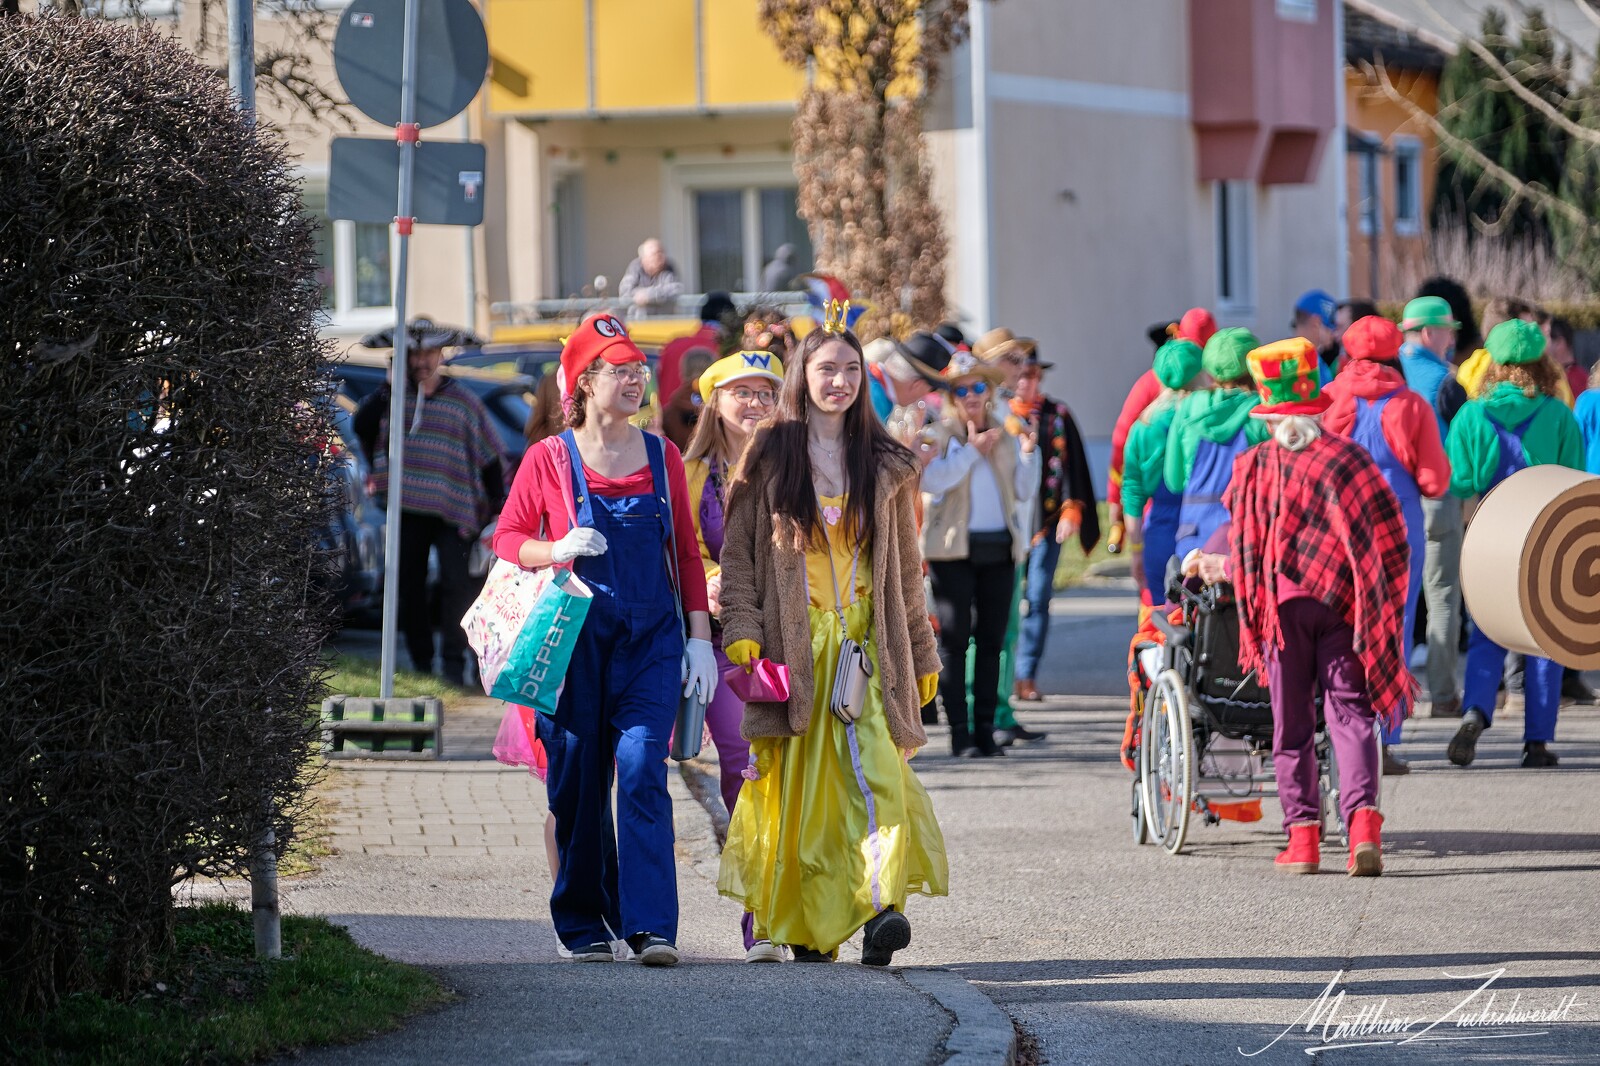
[1128,560,1375,856]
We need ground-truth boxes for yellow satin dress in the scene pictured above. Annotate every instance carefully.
[718,494,949,955]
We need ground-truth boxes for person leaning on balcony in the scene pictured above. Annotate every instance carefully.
[619,237,685,314]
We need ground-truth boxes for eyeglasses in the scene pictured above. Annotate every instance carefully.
[728,386,777,406]
[953,381,989,398]
[593,366,650,384]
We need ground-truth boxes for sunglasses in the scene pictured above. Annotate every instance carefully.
[953,381,990,398]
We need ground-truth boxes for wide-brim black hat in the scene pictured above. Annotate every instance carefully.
[895,330,958,386]
[360,317,485,351]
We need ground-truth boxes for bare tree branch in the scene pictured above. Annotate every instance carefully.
[1361,56,1593,229]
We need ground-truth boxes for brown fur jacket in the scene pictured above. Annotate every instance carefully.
[718,435,942,750]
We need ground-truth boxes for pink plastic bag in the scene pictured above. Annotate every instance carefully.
[492,703,548,780]
[722,659,791,703]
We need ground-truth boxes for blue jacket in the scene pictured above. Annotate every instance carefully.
[1576,389,1600,476]
[1399,342,1462,440]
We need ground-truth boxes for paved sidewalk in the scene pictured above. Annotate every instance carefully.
[272,696,972,1066]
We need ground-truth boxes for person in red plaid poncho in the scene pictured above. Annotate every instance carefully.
[1198,338,1412,878]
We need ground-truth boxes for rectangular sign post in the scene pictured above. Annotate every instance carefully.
[378,0,424,702]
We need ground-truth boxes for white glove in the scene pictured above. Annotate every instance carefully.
[683,637,717,702]
[551,527,607,564]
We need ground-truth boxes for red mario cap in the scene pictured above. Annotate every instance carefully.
[1176,307,1218,347]
[558,312,645,399]
[1341,315,1402,362]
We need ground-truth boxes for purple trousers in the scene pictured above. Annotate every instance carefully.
[705,644,751,818]
[705,641,757,950]
[1264,597,1381,833]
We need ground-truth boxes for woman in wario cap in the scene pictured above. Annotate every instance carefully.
[682,348,787,962]
[493,312,717,967]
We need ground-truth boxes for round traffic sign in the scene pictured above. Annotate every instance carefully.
[334,0,488,129]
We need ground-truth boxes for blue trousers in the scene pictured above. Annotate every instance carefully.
[1462,623,1561,743]
[537,599,681,949]
[1015,535,1062,683]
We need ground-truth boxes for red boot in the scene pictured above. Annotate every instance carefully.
[1275,823,1320,874]
[1347,807,1383,877]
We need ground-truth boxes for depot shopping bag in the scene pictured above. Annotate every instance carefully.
[462,558,593,715]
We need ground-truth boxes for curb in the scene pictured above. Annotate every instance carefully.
[901,967,1017,1065]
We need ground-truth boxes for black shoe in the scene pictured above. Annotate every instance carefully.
[1448,709,1488,767]
[1561,673,1598,705]
[950,733,971,757]
[1427,696,1462,719]
[1006,724,1047,744]
[790,946,834,963]
[957,746,983,759]
[860,908,911,967]
[1522,742,1560,768]
[627,933,678,967]
[976,741,1007,758]
[569,942,614,963]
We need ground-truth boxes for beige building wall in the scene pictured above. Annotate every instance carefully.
[948,0,1345,440]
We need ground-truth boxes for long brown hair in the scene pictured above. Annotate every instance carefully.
[731,327,915,551]
[524,371,564,444]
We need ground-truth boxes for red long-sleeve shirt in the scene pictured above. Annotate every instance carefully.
[493,434,709,614]
[1107,369,1163,508]
[1322,361,1451,499]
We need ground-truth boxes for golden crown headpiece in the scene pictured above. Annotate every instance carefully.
[821,299,852,336]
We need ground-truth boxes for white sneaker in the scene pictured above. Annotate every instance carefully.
[744,940,785,963]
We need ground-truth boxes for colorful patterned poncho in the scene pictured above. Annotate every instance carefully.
[1224,431,1415,727]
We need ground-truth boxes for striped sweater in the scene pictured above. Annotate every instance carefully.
[372,379,503,538]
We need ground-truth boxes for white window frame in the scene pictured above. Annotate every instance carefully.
[1215,181,1256,320]
[1277,0,1317,23]
[300,168,398,332]
[661,157,802,292]
[1356,148,1381,237]
[1393,136,1423,236]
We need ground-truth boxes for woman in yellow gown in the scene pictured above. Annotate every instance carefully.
[716,305,948,964]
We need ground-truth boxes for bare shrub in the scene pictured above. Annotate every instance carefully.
[0,14,333,1010]
[1393,216,1598,304]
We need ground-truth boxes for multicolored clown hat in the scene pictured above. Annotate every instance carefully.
[1246,337,1331,417]
[796,273,874,330]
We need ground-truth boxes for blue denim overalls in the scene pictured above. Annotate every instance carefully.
[1175,426,1251,559]
[1349,394,1425,746]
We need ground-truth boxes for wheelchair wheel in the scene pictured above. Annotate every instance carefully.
[1131,776,1150,845]
[1140,670,1193,855]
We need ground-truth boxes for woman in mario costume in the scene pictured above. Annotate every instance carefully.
[493,312,716,966]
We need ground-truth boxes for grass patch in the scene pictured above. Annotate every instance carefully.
[1052,503,1121,590]
[1,903,448,1066]
[322,651,471,703]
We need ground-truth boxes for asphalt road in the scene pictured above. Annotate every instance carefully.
[901,581,1600,1065]
[311,581,1600,1065]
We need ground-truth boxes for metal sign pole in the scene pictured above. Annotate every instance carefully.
[227,0,280,963]
[378,0,423,701]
